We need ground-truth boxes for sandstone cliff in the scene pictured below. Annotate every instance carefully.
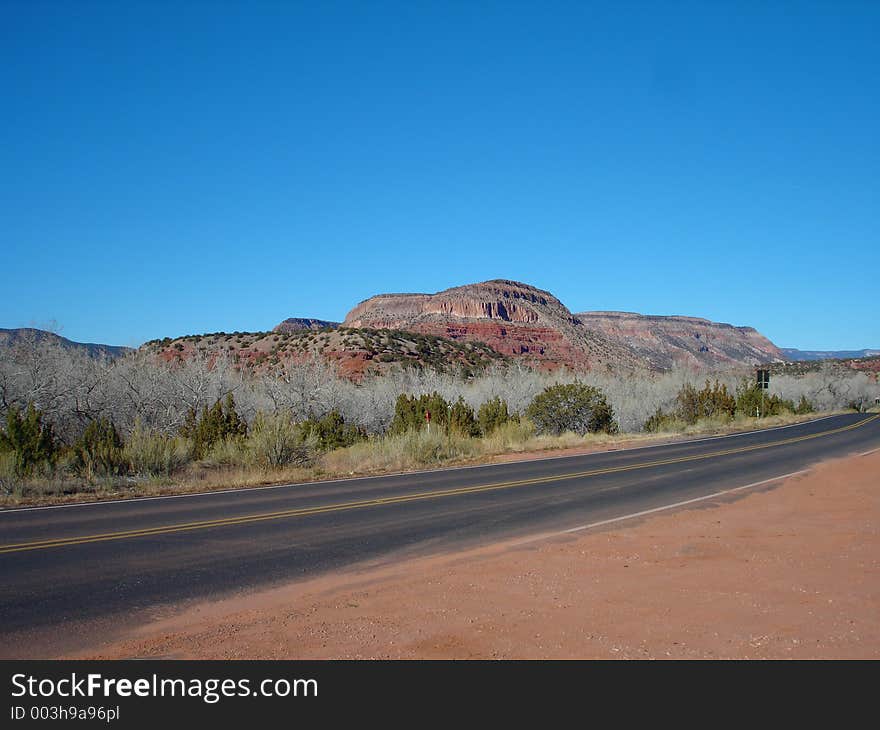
[574,311,783,370]
[343,280,637,370]
[342,280,783,371]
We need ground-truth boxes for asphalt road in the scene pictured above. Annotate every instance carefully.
[1,412,878,657]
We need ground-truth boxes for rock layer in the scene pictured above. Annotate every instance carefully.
[342,280,783,371]
[575,311,784,370]
[273,318,340,333]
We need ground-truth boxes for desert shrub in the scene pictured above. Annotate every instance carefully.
[0,451,20,495]
[180,393,248,459]
[643,408,681,433]
[794,395,814,414]
[247,411,316,468]
[449,397,479,437]
[477,397,515,436]
[768,396,795,415]
[300,410,366,451]
[389,392,451,435]
[0,403,57,477]
[525,382,617,435]
[72,418,125,479]
[124,423,192,476]
[203,436,250,468]
[646,379,737,430]
[735,380,794,417]
[735,380,763,417]
[675,380,736,424]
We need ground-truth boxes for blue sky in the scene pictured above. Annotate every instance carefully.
[2,1,877,349]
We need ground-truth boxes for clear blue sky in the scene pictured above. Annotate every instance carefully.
[2,1,877,349]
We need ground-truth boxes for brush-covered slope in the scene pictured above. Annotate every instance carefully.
[0,328,132,360]
[574,311,784,370]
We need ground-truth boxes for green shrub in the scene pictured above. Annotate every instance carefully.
[795,395,814,415]
[0,403,56,477]
[645,380,736,431]
[643,408,681,433]
[0,451,20,495]
[449,397,479,437]
[735,380,794,417]
[771,396,795,415]
[180,393,248,459]
[525,382,617,436]
[675,380,736,424]
[389,392,451,435]
[477,397,515,435]
[300,410,366,451]
[73,418,125,479]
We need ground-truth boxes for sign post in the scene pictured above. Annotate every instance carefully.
[756,369,770,417]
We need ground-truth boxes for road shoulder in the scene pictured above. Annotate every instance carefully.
[77,448,880,659]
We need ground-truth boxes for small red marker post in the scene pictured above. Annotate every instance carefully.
[425,410,431,433]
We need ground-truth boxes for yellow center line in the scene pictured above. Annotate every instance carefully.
[1,414,876,555]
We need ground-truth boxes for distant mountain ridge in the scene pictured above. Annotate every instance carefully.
[273,317,340,333]
[780,347,880,361]
[12,280,870,375]
[0,328,132,360]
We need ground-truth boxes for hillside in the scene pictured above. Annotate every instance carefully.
[780,347,880,361]
[574,311,784,370]
[0,327,131,360]
[7,280,792,377]
[343,280,639,370]
[342,280,782,371]
[769,355,880,377]
[144,327,506,379]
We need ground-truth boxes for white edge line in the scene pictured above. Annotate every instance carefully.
[858,446,880,457]
[0,413,855,515]
[513,467,813,546]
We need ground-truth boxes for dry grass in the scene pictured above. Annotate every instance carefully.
[0,410,846,508]
[322,428,480,476]
[647,410,837,437]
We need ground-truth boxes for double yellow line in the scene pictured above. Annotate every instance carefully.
[1,414,876,555]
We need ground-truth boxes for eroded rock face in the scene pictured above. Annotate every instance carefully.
[574,311,784,370]
[343,280,635,369]
[342,280,784,371]
[273,318,340,333]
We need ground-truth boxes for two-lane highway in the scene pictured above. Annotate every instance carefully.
[1,412,878,657]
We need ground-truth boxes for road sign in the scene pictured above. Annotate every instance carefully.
[756,369,770,389]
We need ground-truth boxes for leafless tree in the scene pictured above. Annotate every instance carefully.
[3,336,877,441]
